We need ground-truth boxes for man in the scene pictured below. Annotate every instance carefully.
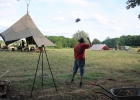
[22,40,25,50]
[114,45,118,52]
[71,37,92,88]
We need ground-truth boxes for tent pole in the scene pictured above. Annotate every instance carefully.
[27,4,29,14]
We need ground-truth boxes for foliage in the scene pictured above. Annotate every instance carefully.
[126,0,140,9]
[0,40,4,43]
[72,30,89,42]
[47,36,71,48]
[46,30,88,48]
[101,35,140,47]
[102,38,119,48]
[119,35,140,46]
[70,38,78,48]
[2,31,140,49]
[36,34,140,48]
[126,0,140,19]
[92,38,101,44]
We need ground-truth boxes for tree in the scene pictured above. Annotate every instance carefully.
[55,41,63,48]
[92,38,101,44]
[70,38,78,48]
[102,37,119,48]
[46,34,140,48]
[47,36,71,48]
[105,36,110,40]
[72,30,89,43]
[126,0,140,19]
[119,35,126,46]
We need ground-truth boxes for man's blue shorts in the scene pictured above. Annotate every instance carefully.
[72,60,85,76]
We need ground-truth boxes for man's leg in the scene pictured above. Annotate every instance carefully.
[71,60,78,83]
[79,60,85,88]
[80,76,83,82]
[71,74,75,83]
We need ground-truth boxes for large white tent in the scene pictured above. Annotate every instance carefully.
[0,13,56,47]
[90,44,109,51]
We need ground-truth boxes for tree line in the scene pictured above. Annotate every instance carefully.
[46,30,89,48]
[46,31,140,48]
[0,31,140,48]
[101,35,140,48]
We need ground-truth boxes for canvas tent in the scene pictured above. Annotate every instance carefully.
[124,46,129,50]
[90,44,109,51]
[0,13,56,47]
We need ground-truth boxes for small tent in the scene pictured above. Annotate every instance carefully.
[0,13,56,47]
[124,46,130,50]
[90,44,109,51]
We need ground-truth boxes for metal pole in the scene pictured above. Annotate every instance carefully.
[27,4,29,14]
[41,45,44,88]
[30,51,41,97]
[43,45,58,94]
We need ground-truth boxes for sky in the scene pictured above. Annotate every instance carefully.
[0,0,140,42]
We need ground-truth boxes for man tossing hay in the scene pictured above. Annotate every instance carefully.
[71,37,92,88]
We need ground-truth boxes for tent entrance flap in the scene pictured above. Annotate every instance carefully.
[26,36,36,45]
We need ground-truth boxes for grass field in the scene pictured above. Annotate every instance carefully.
[0,49,140,100]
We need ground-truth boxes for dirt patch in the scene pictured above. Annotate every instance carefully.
[131,70,140,75]
[1,78,139,100]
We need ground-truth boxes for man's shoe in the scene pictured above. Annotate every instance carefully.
[71,79,74,83]
[79,82,82,88]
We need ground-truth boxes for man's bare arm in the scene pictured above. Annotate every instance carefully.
[87,37,92,47]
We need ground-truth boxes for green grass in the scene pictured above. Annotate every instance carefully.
[0,49,140,92]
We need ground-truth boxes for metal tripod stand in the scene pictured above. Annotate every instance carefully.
[30,45,58,97]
